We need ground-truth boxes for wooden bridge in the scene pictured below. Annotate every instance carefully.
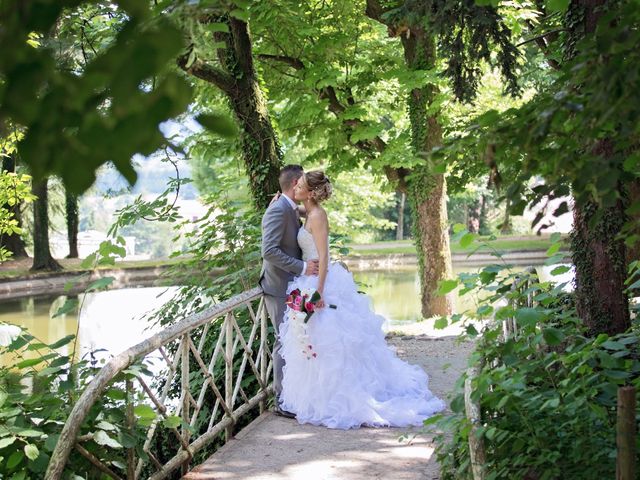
[44,287,469,480]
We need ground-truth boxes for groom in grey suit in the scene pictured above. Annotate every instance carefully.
[260,165,319,414]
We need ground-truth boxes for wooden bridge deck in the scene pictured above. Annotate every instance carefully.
[184,334,474,480]
[183,412,439,480]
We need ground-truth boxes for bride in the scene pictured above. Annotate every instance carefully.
[278,170,445,429]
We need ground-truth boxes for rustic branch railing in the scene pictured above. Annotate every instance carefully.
[464,267,538,480]
[45,287,273,480]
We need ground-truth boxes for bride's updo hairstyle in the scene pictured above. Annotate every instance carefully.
[305,170,332,203]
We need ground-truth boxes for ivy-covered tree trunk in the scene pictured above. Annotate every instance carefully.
[179,16,281,210]
[65,190,79,258]
[568,0,630,335]
[571,200,629,335]
[31,178,62,271]
[402,30,454,317]
[1,153,28,258]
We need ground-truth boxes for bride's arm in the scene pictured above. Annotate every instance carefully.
[309,209,329,302]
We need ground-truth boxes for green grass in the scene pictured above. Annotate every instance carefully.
[348,235,569,256]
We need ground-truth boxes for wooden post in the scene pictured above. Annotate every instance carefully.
[181,335,190,477]
[225,312,234,441]
[617,386,636,480]
[465,365,486,480]
[259,299,267,414]
[125,379,135,480]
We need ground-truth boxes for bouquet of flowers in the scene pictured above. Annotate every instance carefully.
[285,288,336,360]
[285,288,337,323]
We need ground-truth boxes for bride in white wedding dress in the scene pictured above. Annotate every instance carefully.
[278,170,445,430]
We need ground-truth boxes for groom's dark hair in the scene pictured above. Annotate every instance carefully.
[279,164,304,191]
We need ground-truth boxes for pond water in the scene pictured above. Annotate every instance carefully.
[0,263,573,365]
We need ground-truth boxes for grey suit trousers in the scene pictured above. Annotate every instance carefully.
[264,294,287,400]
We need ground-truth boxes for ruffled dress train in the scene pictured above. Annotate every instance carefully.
[279,261,445,430]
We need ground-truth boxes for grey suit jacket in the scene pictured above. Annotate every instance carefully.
[259,195,304,298]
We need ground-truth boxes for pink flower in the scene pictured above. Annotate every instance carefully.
[305,302,315,312]
[312,353,317,358]
[294,296,303,307]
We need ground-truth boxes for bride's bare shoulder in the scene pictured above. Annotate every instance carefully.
[307,207,328,224]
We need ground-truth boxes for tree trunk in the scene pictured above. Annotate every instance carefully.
[178,18,281,210]
[31,178,62,271]
[500,198,513,234]
[402,30,454,318]
[479,192,490,235]
[1,153,28,258]
[410,173,454,316]
[625,178,640,265]
[567,0,629,335]
[468,198,481,234]
[65,190,79,258]
[228,80,282,210]
[572,199,629,335]
[396,191,405,240]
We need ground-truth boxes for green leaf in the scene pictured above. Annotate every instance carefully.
[543,327,565,346]
[436,279,458,296]
[93,430,122,449]
[601,340,625,350]
[466,324,479,337]
[48,334,75,349]
[86,277,115,291]
[434,317,448,329]
[546,0,570,12]
[459,233,476,249]
[0,437,16,449]
[24,443,38,460]
[550,265,571,276]
[52,298,78,318]
[452,223,466,234]
[206,23,230,33]
[196,114,237,138]
[229,8,249,21]
[162,415,181,429]
[515,307,544,327]
[546,242,561,256]
[603,370,629,380]
[134,404,157,420]
[6,450,24,469]
[15,429,43,438]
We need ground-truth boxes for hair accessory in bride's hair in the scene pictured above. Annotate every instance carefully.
[305,171,332,202]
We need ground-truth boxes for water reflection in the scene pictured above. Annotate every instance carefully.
[0,264,573,365]
[0,287,178,365]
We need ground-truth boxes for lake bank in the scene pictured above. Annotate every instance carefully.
[0,249,568,301]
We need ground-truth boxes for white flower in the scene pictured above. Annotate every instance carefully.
[290,310,307,324]
[0,323,22,347]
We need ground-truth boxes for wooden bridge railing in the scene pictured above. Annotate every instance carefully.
[45,287,273,480]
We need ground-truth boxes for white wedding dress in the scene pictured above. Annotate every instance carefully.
[279,227,445,429]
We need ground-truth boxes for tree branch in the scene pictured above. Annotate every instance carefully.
[516,28,566,47]
[176,54,235,95]
[365,0,385,22]
[522,21,562,70]
[258,53,304,70]
[229,17,254,77]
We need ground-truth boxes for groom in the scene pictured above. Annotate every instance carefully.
[260,164,319,416]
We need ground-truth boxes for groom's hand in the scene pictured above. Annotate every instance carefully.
[305,259,319,276]
[269,192,281,206]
